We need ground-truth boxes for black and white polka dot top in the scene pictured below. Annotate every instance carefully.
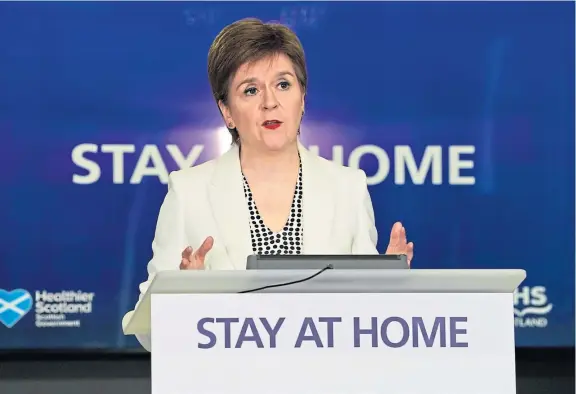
[242,163,303,255]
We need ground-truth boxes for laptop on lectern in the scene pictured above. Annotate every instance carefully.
[246,254,409,270]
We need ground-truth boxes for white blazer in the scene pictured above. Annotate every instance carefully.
[123,142,379,351]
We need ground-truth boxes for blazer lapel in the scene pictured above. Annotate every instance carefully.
[208,145,253,270]
[208,142,336,266]
[299,143,335,254]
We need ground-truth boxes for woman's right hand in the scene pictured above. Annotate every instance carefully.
[179,236,214,270]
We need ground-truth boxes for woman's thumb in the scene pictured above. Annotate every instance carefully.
[195,236,214,259]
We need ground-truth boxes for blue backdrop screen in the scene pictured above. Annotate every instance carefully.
[0,1,573,349]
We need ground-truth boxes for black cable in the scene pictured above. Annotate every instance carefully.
[238,264,334,293]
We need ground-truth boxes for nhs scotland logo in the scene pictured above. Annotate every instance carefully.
[0,289,33,328]
[514,285,553,329]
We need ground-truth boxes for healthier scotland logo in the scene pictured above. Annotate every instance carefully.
[0,289,33,328]
[0,288,96,329]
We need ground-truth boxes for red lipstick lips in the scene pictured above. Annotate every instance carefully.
[262,120,282,130]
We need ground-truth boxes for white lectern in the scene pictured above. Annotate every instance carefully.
[124,268,526,394]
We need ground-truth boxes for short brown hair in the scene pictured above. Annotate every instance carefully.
[207,18,308,143]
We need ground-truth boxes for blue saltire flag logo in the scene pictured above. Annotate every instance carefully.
[0,289,33,328]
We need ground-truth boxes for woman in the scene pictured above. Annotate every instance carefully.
[126,18,414,350]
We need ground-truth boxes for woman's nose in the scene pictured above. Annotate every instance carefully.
[261,90,279,110]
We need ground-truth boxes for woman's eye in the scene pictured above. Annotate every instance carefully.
[244,87,258,96]
[278,81,291,90]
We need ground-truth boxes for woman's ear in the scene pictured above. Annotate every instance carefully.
[218,100,234,128]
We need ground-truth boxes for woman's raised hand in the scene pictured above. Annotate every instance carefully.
[179,236,214,270]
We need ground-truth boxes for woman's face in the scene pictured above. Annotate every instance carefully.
[220,53,305,152]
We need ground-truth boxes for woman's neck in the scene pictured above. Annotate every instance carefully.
[239,142,300,180]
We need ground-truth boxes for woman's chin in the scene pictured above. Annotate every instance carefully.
[261,135,296,152]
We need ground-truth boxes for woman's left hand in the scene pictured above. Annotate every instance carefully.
[385,221,414,266]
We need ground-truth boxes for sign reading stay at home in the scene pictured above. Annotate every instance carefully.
[195,315,469,349]
[151,293,516,394]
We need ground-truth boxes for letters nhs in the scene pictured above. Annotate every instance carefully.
[514,286,552,329]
